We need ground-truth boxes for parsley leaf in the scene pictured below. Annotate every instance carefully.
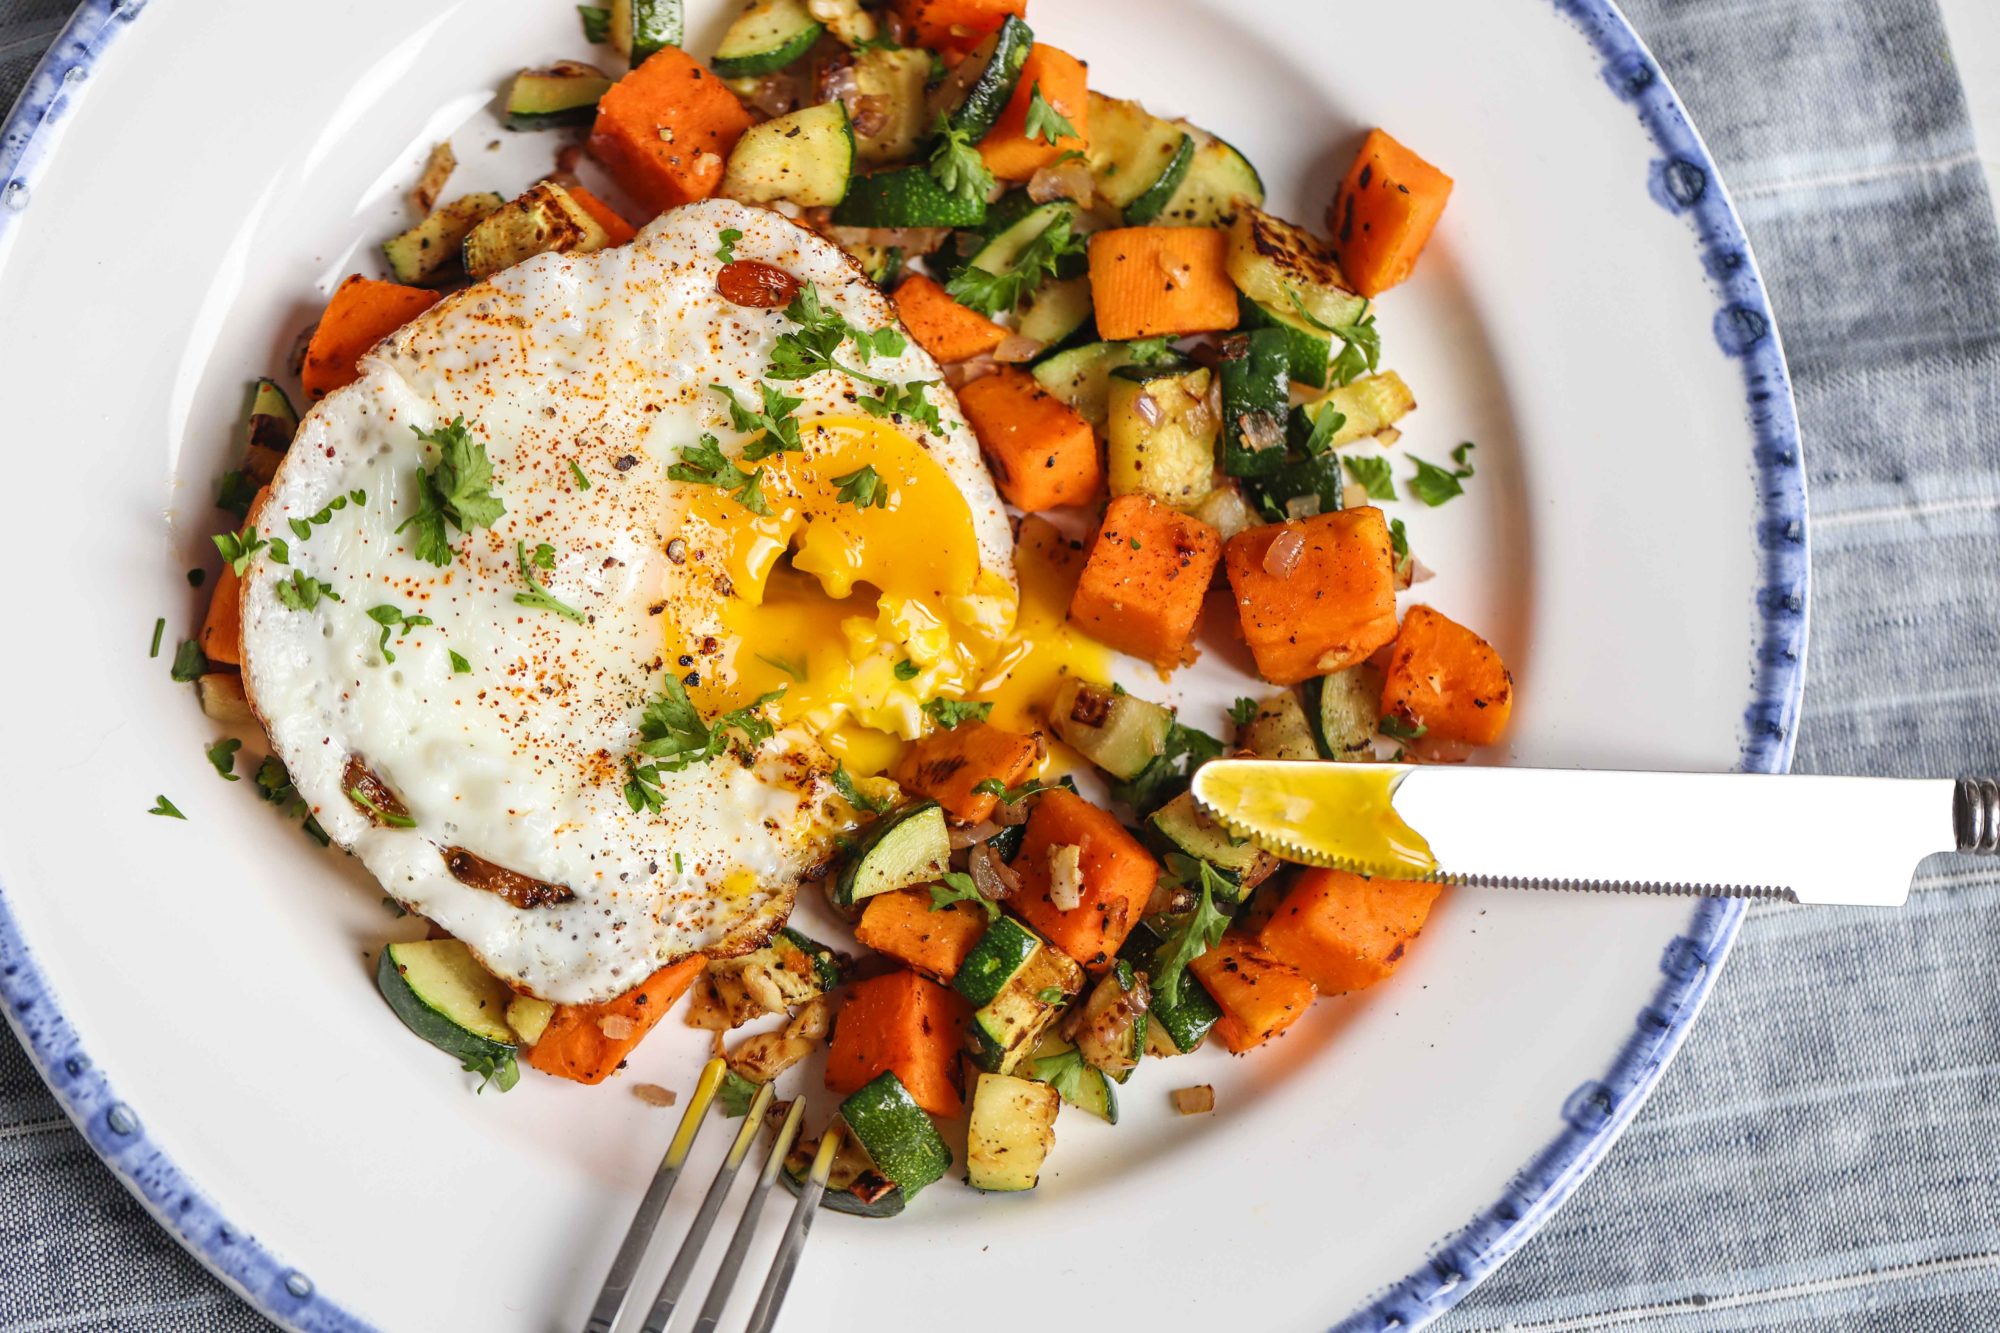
[288,492,356,542]
[633,676,784,774]
[972,777,1060,804]
[256,755,330,846]
[1379,713,1428,741]
[670,433,771,515]
[623,755,666,813]
[1327,302,1381,387]
[1023,83,1077,144]
[514,540,587,622]
[348,785,417,829]
[1151,854,1233,1008]
[216,469,256,519]
[170,639,208,684]
[449,649,472,674]
[767,283,889,386]
[1452,440,1478,473]
[1407,455,1468,507]
[1123,336,1178,366]
[945,211,1084,315]
[1342,454,1397,501]
[275,569,340,611]
[462,1048,519,1094]
[396,416,505,567]
[148,794,185,820]
[716,1067,760,1117]
[859,379,944,434]
[893,659,921,681]
[1111,720,1223,815]
[756,653,808,682]
[1389,517,1410,560]
[832,464,890,509]
[577,4,610,43]
[927,113,997,210]
[831,763,891,814]
[1030,1045,1092,1105]
[365,604,434,663]
[568,460,592,491]
[711,382,806,460]
[924,697,993,730]
[1229,697,1259,727]
[206,738,241,781]
[212,525,268,575]
[715,227,742,262]
[929,870,999,920]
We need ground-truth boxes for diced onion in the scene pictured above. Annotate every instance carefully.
[849,93,890,139]
[969,842,1022,901]
[1341,481,1369,510]
[995,332,1045,363]
[1284,495,1322,521]
[943,355,1000,388]
[1171,1085,1216,1115]
[1239,411,1284,456]
[1134,390,1163,428]
[1263,527,1306,578]
[632,1083,679,1108]
[1048,843,1085,910]
[1029,156,1095,206]
[950,819,1003,850]
[598,1014,637,1041]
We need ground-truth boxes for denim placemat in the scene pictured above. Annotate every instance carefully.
[6,0,2000,1328]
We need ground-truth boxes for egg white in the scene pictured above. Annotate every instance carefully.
[240,198,1015,1005]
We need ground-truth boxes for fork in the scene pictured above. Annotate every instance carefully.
[581,1057,843,1333]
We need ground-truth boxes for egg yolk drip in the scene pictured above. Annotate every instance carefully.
[671,421,1112,775]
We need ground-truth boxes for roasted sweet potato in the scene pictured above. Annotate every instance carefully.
[1331,128,1454,298]
[978,44,1090,181]
[855,889,990,982]
[895,720,1043,823]
[1087,227,1238,340]
[1378,604,1513,746]
[1258,867,1441,994]
[1187,932,1316,1053]
[957,368,1102,511]
[1012,789,1160,972]
[589,47,754,215]
[200,565,243,667]
[1068,494,1222,669]
[565,184,639,245]
[895,0,1026,51]
[1223,508,1399,685]
[526,956,706,1085]
[825,969,970,1116]
[891,274,1010,363]
[300,275,439,400]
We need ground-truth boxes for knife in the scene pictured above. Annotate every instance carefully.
[1188,760,2000,906]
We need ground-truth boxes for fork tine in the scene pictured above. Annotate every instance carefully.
[581,1057,727,1333]
[741,1121,842,1333]
[635,1080,777,1333]
[685,1098,807,1333]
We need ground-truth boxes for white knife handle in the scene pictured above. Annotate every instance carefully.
[1953,779,2000,853]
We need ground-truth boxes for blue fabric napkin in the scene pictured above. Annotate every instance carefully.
[5,0,2000,1328]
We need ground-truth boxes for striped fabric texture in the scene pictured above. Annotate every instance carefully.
[4,0,1999,1329]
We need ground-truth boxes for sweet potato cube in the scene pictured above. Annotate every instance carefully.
[895,0,1026,51]
[826,970,969,1116]
[979,44,1090,181]
[200,564,244,667]
[1331,128,1454,298]
[1012,789,1159,972]
[526,956,706,1085]
[1069,495,1222,669]
[565,184,638,245]
[300,275,439,400]
[891,274,1009,363]
[1379,604,1513,746]
[589,47,754,216]
[895,719,1044,824]
[1087,227,1238,340]
[1258,868,1442,994]
[957,368,1102,511]
[1188,932,1316,1053]
[1223,507,1399,686]
[855,889,990,983]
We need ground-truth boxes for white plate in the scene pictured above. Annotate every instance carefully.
[0,1,1806,1329]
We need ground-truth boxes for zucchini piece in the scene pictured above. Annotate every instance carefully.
[1236,291,1337,389]
[376,939,516,1065]
[1121,132,1194,225]
[832,166,988,228]
[1085,93,1192,215]
[954,916,1043,1008]
[808,0,875,46]
[840,1071,952,1199]
[1298,371,1418,446]
[1106,364,1218,512]
[776,926,845,990]
[927,15,1033,142]
[461,181,609,280]
[505,995,555,1046]
[1226,205,1367,331]
[984,821,1026,863]
[1218,327,1291,478]
[709,924,848,1024]
[712,0,822,78]
[968,938,1084,1074]
[967,1073,1060,1192]
[721,101,854,207]
[383,192,505,285]
[1049,678,1174,781]
[1028,1033,1118,1122]
[1119,923,1221,1054]
[1147,791,1277,899]
[1072,959,1148,1081]
[965,200,1082,280]
[834,801,951,906]
[783,1117,906,1217]
[504,61,613,131]
[1017,274,1094,350]
[1237,691,1319,761]
[1304,663,1384,760]
[610,0,684,62]
[1030,341,1136,423]
[851,47,931,164]
[246,378,299,454]
[1156,129,1265,227]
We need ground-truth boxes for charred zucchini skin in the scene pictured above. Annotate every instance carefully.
[1145,791,1275,900]
[1219,328,1292,478]
[611,0,684,63]
[841,1072,952,1197]
[711,0,823,78]
[1120,923,1222,1053]
[834,801,951,906]
[936,16,1034,142]
[375,939,518,1065]
[504,61,613,131]
[833,166,989,228]
[968,942,1083,1075]
[1121,132,1195,224]
[954,916,1042,1009]
[383,192,505,285]
[721,101,855,207]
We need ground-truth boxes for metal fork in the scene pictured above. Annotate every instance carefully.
[581,1057,843,1333]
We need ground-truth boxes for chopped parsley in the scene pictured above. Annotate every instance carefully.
[716,1067,760,1117]
[860,379,943,433]
[1035,986,1066,1005]
[205,738,241,782]
[149,618,165,659]
[216,468,256,519]
[1407,444,1474,507]
[349,785,417,828]
[576,4,610,43]
[1229,697,1260,728]
[212,524,270,575]
[929,870,999,920]
[462,1048,519,1094]
[1111,720,1223,815]
[1023,83,1078,144]
[1342,454,1397,501]
[972,777,1060,805]
[449,649,472,674]
[568,460,592,491]
[712,381,806,460]
[1285,291,1381,389]
[170,639,208,683]
[147,794,186,820]
[893,659,921,681]
[274,569,339,611]
[366,604,434,663]
[514,540,587,622]
[767,283,892,386]
[927,113,997,213]
[670,433,771,515]
[397,416,505,567]
[1123,336,1178,365]
[1030,1045,1092,1104]
[1151,854,1234,1008]
[832,464,890,510]
[945,210,1084,315]
[830,762,891,814]
[715,226,742,262]
[631,675,784,775]
[1379,713,1428,741]
[924,697,993,730]
[256,755,330,846]
[287,490,364,542]
[1389,517,1414,582]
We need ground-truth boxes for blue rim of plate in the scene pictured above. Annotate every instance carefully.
[0,0,1807,1330]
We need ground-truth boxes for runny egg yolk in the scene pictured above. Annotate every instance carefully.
[671,419,1112,774]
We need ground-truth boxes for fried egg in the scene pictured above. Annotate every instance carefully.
[239,199,1017,1005]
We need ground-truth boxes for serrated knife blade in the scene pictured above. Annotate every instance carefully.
[1189,760,2000,905]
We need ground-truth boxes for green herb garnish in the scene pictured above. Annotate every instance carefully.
[275,569,340,611]
[206,738,241,782]
[924,697,993,730]
[170,639,208,684]
[860,380,944,433]
[715,226,742,262]
[397,416,505,567]
[1151,854,1233,1007]
[929,870,999,920]
[1023,83,1077,144]
[147,795,186,820]
[833,464,890,510]
[1342,454,1397,500]
[927,113,997,212]
[366,604,435,663]
[945,211,1084,315]
[514,540,587,622]
[670,432,771,515]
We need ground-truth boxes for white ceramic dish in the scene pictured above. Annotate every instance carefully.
[0,1,1806,1329]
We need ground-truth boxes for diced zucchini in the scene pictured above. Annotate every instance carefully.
[611,0,684,62]
[505,61,613,131]
[1191,485,1258,541]
[1106,364,1218,512]
[968,938,1084,1074]
[506,995,555,1046]
[783,1123,906,1217]
[1085,93,1193,216]
[461,181,609,280]
[967,1073,1059,1192]
[721,101,854,207]
[1218,327,1291,478]
[1156,128,1265,227]
[196,671,256,724]
[1049,678,1175,782]
[383,192,505,285]
[409,140,454,215]
[840,1071,952,1199]
[1298,371,1418,446]
[1304,664,1384,759]
[1226,206,1367,331]
[954,916,1042,1008]
[1122,133,1194,225]
[966,199,1082,281]
[712,0,822,78]
[834,801,951,906]
[833,166,988,228]
[709,925,847,1024]
[776,926,845,990]
[1072,960,1148,1081]
[246,378,298,453]
[1030,341,1137,424]
[1148,791,1277,899]
[376,939,516,1065]
[851,47,931,164]
[1119,923,1221,1054]
[1017,274,1094,350]
[928,15,1033,142]
[1028,1033,1118,1122]
[1236,291,1336,389]
[1237,691,1319,761]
